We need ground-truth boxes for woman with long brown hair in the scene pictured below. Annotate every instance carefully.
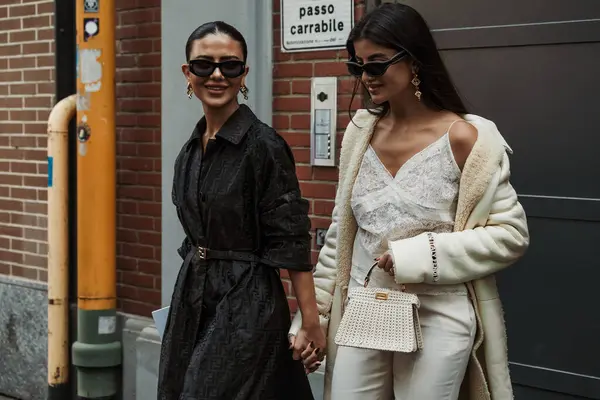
[293,4,529,399]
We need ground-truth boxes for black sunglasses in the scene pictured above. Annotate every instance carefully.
[346,51,408,78]
[188,59,246,78]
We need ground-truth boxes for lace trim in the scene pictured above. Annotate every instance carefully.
[351,140,460,257]
[427,232,439,282]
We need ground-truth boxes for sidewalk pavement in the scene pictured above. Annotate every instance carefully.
[0,377,324,400]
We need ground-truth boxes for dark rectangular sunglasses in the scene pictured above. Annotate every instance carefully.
[188,59,246,78]
[346,51,408,78]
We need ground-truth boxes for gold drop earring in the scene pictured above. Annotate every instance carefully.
[240,85,249,101]
[411,70,422,102]
[186,82,193,99]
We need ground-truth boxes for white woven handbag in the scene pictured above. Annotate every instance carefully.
[334,262,424,353]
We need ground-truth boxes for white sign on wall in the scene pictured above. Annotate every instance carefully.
[281,0,354,53]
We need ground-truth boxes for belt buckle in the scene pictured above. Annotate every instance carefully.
[197,246,207,259]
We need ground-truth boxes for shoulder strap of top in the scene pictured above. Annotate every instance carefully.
[446,118,466,134]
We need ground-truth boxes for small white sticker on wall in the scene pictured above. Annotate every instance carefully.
[98,316,117,335]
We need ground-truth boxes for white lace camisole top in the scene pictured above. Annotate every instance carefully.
[350,129,467,295]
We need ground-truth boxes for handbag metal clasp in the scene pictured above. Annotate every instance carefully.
[375,292,388,301]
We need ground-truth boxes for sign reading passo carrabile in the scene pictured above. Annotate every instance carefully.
[280,0,354,52]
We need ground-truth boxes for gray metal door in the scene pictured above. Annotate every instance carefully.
[367,1,600,398]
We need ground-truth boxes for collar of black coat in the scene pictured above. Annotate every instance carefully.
[190,104,257,146]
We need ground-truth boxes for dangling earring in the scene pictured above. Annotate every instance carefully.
[411,70,422,102]
[186,82,193,99]
[240,85,249,101]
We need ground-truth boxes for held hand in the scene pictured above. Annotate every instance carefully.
[299,323,326,375]
[289,322,326,364]
[302,347,324,374]
[288,333,325,374]
[289,333,325,374]
[377,252,395,276]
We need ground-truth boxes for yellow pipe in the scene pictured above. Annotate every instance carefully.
[72,0,121,397]
[76,0,116,311]
[47,94,77,398]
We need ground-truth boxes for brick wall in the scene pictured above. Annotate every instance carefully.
[0,0,55,282]
[115,0,162,316]
[273,0,364,313]
[0,0,162,318]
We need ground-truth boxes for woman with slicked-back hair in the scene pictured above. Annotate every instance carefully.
[292,3,529,400]
[157,21,325,400]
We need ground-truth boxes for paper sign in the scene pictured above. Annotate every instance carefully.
[152,306,170,341]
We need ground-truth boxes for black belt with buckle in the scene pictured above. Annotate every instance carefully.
[196,246,261,263]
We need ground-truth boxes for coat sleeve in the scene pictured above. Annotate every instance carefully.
[289,201,339,336]
[389,152,529,285]
[255,130,313,271]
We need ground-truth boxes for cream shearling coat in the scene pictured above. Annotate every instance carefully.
[290,109,530,400]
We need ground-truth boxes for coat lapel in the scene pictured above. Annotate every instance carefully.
[455,115,507,231]
[335,112,378,287]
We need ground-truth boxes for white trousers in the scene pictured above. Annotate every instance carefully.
[331,275,476,400]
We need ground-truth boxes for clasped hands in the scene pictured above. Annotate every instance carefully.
[289,321,326,375]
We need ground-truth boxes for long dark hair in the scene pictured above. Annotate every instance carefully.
[347,3,468,118]
[185,21,248,62]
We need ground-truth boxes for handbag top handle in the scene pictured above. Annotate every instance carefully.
[363,262,379,288]
[363,261,407,292]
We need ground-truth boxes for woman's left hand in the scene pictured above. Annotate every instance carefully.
[302,349,323,375]
[290,322,326,362]
[377,252,395,276]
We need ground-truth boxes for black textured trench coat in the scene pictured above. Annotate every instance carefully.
[157,105,315,400]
